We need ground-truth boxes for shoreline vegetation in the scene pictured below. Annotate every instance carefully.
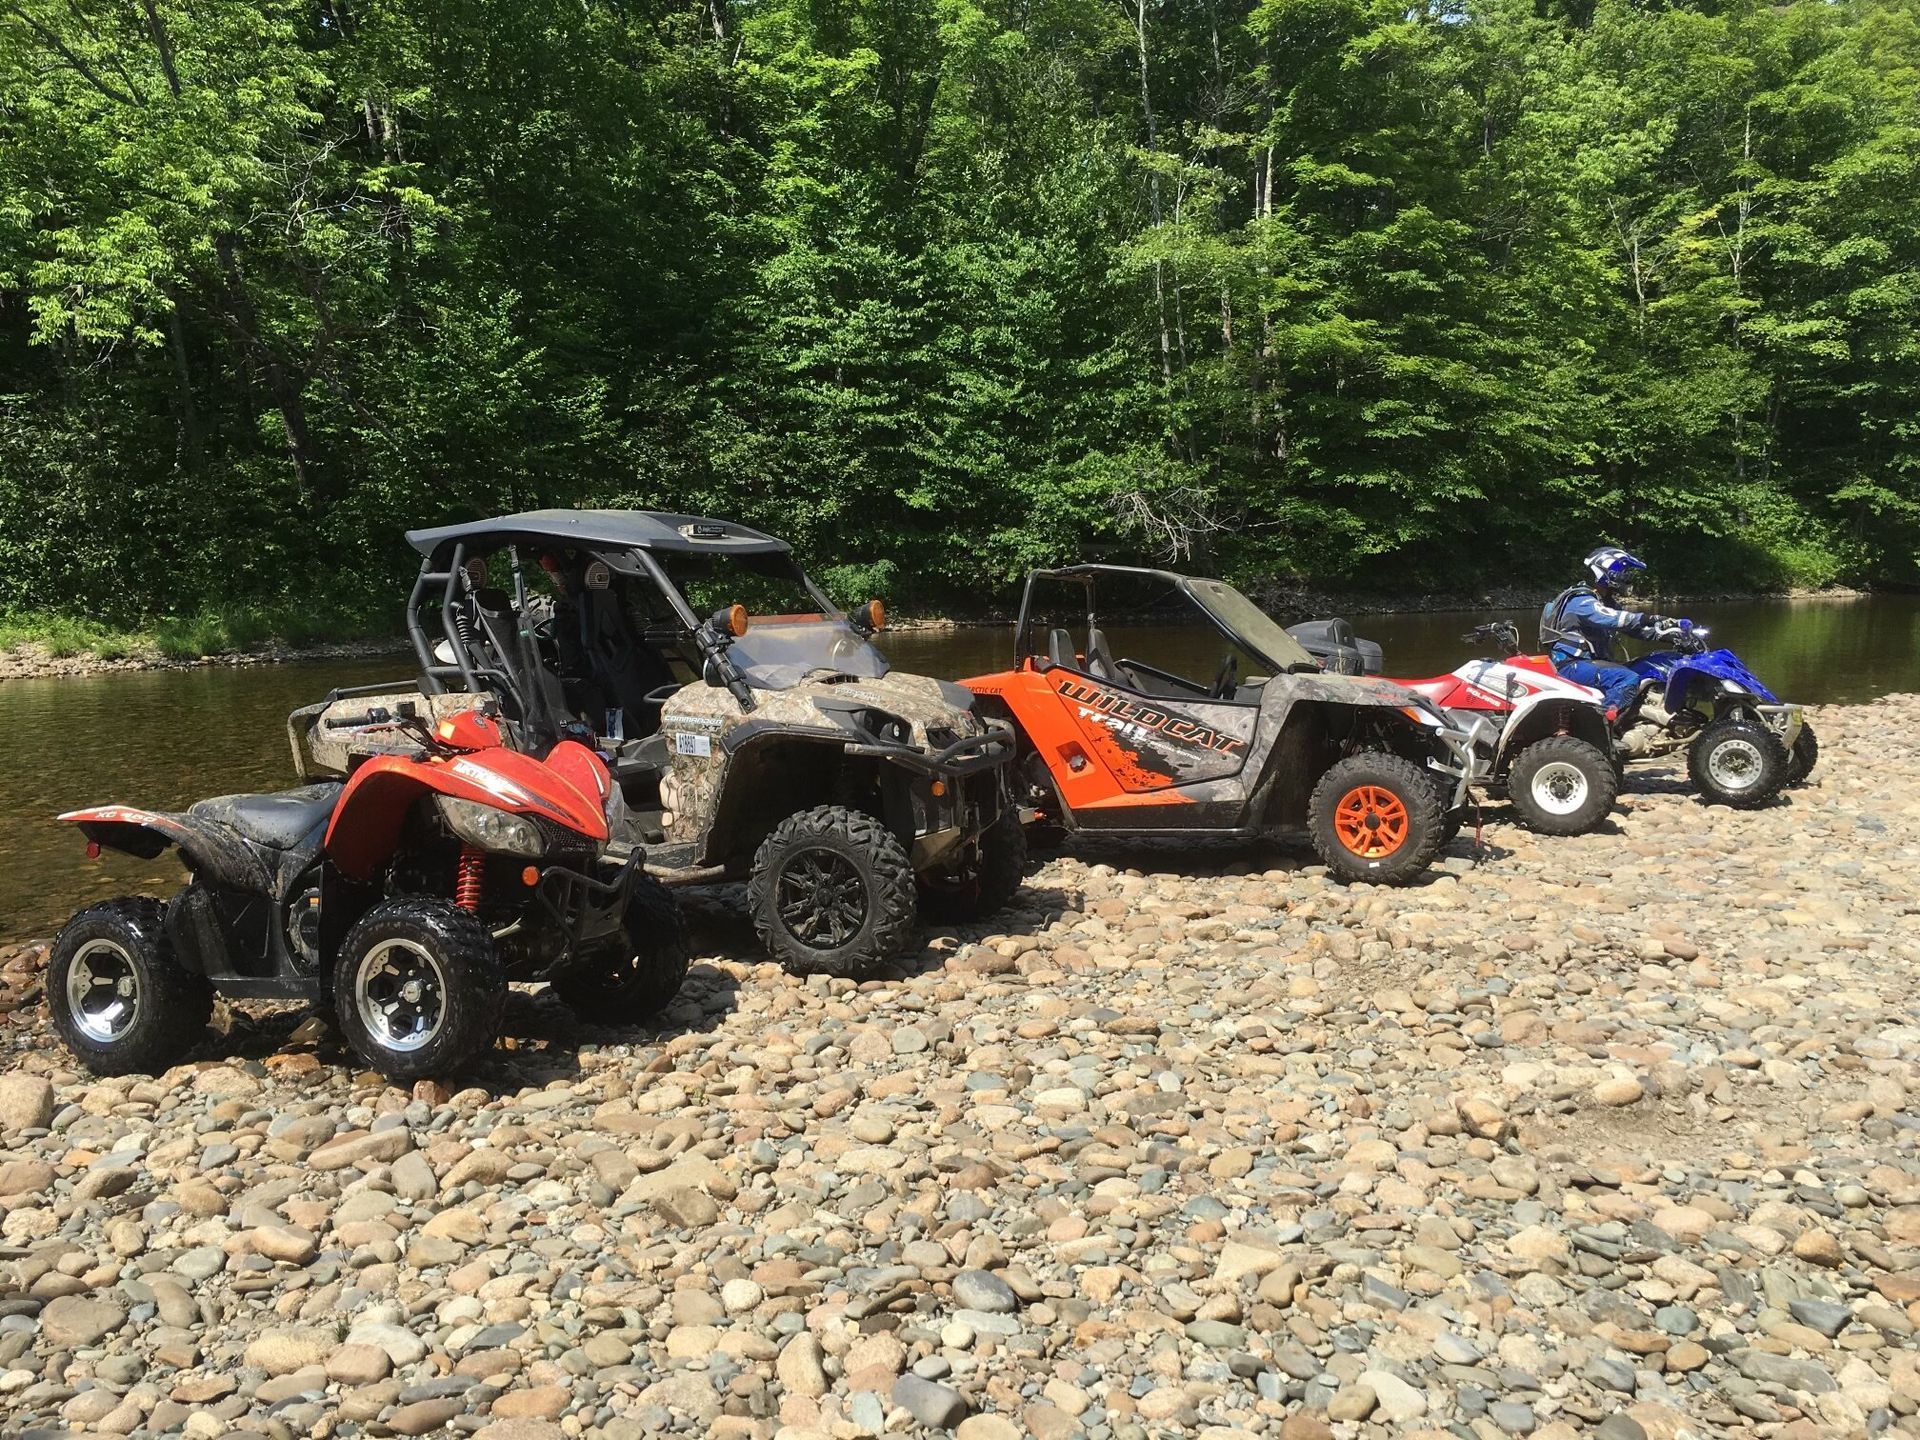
[7,0,1920,686]
[0,583,1873,683]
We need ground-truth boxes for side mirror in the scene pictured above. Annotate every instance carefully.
[853,598,886,634]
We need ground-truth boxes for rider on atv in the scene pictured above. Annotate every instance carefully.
[1540,547,1690,713]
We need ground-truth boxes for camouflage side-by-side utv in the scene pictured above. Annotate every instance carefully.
[961,566,1486,884]
[292,510,1019,977]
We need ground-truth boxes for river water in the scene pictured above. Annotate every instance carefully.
[3,594,1914,940]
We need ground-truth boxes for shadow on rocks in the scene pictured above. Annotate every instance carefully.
[670,873,1091,986]
[1062,831,1288,873]
[463,960,745,1091]
[179,958,743,1092]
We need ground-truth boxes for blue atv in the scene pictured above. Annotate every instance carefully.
[1615,621,1815,807]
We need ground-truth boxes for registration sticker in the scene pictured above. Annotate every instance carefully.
[673,732,712,758]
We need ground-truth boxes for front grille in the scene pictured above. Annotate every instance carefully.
[534,814,599,860]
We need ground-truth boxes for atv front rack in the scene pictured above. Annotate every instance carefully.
[842,722,1015,779]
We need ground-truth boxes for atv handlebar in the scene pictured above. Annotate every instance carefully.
[1461,621,1523,657]
[1652,623,1709,654]
[324,707,394,730]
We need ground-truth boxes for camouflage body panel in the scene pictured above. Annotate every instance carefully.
[659,669,987,740]
[289,691,492,781]
[655,673,992,867]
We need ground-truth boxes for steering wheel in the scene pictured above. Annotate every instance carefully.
[1211,654,1239,700]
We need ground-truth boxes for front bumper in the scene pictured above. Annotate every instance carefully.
[1425,717,1494,810]
[532,853,642,959]
[843,722,1015,779]
[1757,703,1804,749]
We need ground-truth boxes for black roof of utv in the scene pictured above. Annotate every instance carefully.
[405,509,790,560]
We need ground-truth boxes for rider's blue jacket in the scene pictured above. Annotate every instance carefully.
[1539,586,1652,664]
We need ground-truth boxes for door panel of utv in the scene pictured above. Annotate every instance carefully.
[1026,665,1257,827]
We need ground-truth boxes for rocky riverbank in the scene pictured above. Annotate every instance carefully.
[0,637,408,684]
[1,695,1916,1440]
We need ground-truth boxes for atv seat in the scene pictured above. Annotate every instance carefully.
[1399,678,1455,703]
[1046,629,1077,670]
[1084,626,1120,681]
[189,784,342,850]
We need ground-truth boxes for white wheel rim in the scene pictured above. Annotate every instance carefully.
[68,939,140,1043]
[355,939,448,1053]
[1706,737,1764,791]
[1529,761,1590,816]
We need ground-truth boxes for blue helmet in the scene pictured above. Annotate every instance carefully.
[1583,545,1646,591]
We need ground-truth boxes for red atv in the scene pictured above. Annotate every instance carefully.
[1291,618,1619,835]
[51,704,685,1079]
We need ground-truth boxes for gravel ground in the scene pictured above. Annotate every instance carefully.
[0,694,1915,1440]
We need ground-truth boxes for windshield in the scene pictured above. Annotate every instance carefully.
[1182,578,1320,672]
[647,550,890,689]
[727,620,890,689]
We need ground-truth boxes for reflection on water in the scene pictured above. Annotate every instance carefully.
[2,595,1914,939]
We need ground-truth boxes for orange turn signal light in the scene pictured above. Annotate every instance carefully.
[930,780,947,797]
[866,598,886,632]
[522,866,540,887]
[727,603,749,637]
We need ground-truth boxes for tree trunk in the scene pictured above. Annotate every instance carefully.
[215,235,320,505]
[1127,0,1173,387]
[163,292,201,469]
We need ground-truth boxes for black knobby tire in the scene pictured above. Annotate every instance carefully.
[1785,721,1819,787]
[332,899,505,1080]
[918,809,1028,923]
[1507,735,1619,836]
[552,873,690,1023]
[1307,752,1446,885]
[748,805,917,977]
[48,897,212,1076]
[1686,717,1788,808]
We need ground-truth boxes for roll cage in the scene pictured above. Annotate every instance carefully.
[1012,565,1324,688]
[400,509,856,744]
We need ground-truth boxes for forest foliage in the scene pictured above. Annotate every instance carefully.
[2,0,1917,627]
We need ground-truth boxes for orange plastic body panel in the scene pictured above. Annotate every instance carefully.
[963,663,1200,813]
[325,743,610,880]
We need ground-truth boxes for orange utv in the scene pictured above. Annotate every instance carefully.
[960,566,1485,884]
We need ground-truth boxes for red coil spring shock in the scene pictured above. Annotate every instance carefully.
[454,846,485,911]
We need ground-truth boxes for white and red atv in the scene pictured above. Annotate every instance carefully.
[1288,619,1618,835]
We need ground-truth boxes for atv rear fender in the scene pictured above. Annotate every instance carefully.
[59,805,276,894]
[1494,698,1611,770]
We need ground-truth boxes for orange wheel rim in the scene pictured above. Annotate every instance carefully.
[1333,785,1409,858]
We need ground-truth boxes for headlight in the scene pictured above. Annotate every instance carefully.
[864,710,912,745]
[435,796,546,856]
